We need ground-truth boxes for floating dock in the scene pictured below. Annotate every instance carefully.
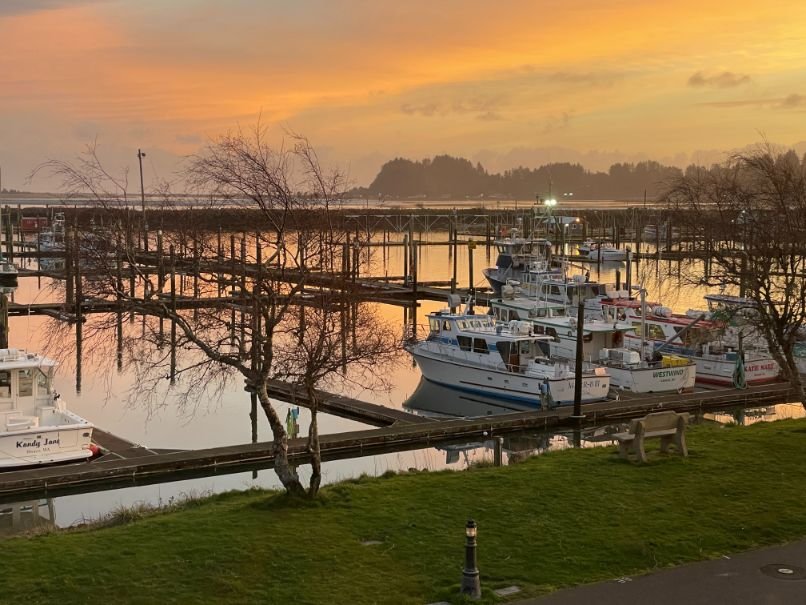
[0,382,795,503]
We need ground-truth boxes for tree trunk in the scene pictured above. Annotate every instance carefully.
[256,382,305,496]
[306,383,322,498]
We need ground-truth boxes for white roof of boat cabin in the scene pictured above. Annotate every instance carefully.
[493,296,566,310]
[528,315,636,333]
[0,349,57,369]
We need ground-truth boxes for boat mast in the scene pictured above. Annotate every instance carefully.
[639,286,647,360]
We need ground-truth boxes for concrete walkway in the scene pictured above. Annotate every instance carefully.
[515,539,806,605]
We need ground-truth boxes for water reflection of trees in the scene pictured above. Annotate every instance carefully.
[37,127,401,497]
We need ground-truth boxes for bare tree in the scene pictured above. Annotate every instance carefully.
[33,126,400,495]
[665,143,806,405]
[272,296,399,497]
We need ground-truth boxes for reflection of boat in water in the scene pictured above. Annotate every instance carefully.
[38,212,66,251]
[0,499,55,537]
[404,376,536,417]
[404,379,623,462]
[0,349,94,468]
[404,308,611,408]
[0,255,18,292]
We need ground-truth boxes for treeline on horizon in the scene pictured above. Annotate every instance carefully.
[355,155,688,200]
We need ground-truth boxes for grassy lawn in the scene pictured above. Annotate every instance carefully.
[3,418,806,604]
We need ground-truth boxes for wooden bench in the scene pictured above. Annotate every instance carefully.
[613,411,689,463]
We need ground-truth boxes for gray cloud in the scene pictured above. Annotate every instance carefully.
[176,133,203,145]
[780,94,806,109]
[401,102,440,117]
[541,112,572,134]
[0,1,105,17]
[548,72,619,87]
[698,94,806,110]
[401,95,506,120]
[688,71,752,88]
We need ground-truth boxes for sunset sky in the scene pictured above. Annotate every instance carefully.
[2,0,805,192]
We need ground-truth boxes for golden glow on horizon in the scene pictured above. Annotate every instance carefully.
[1,1,805,189]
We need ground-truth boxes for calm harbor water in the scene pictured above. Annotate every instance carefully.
[1,230,802,532]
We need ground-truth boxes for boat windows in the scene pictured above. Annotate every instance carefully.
[457,336,472,351]
[18,369,33,397]
[442,321,452,332]
[35,370,50,394]
[473,338,489,354]
[545,327,560,342]
[0,371,9,406]
[428,318,440,333]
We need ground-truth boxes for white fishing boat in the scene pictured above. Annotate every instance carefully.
[601,297,780,387]
[0,349,94,468]
[579,240,626,261]
[38,212,66,252]
[482,227,559,294]
[490,295,696,393]
[405,308,610,408]
[515,273,636,318]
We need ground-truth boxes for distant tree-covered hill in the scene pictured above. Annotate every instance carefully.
[359,154,684,200]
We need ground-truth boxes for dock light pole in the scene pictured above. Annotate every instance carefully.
[461,519,481,599]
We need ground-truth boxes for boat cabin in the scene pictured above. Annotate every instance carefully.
[0,350,59,431]
[425,311,552,370]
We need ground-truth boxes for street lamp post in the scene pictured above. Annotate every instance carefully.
[137,149,146,215]
[137,149,148,251]
[460,519,481,599]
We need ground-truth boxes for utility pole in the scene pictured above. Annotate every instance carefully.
[137,149,146,214]
[137,149,147,251]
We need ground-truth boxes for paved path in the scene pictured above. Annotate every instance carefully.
[515,539,806,605]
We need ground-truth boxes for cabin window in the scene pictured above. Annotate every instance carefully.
[18,369,33,397]
[0,371,10,400]
[546,327,560,342]
[429,318,440,333]
[35,370,49,394]
[457,336,472,351]
[442,321,452,332]
[550,285,561,296]
[473,338,489,354]
[533,325,545,335]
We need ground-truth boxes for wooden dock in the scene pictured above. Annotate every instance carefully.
[0,382,795,503]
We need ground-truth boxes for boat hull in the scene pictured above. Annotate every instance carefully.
[409,347,610,407]
[605,363,697,393]
[693,357,779,386]
[0,421,93,469]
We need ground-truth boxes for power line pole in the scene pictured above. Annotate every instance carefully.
[137,149,146,214]
[137,149,147,251]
